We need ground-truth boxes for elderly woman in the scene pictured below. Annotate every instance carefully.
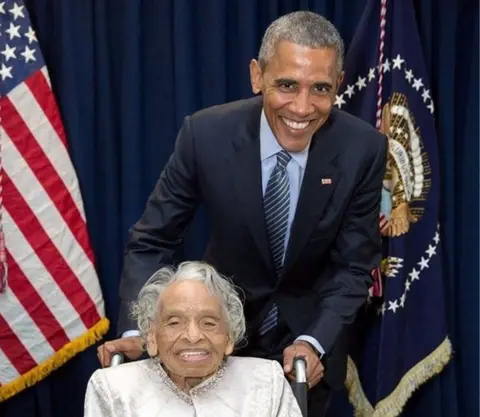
[84,261,302,416]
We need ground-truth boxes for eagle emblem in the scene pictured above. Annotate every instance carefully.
[381,256,404,278]
[380,92,431,237]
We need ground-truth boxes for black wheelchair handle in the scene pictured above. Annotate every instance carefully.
[291,357,308,417]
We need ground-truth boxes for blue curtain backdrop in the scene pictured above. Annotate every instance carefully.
[1,1,477,416]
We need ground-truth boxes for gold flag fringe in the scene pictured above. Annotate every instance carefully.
[0,317,110,402]
[345,354,375,416]
[345,336,453,417]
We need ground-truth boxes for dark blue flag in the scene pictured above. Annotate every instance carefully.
[335,0,453,415]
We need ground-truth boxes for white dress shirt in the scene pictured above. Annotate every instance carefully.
[259,110,324,356]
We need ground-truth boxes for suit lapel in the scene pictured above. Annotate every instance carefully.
[283,118,340,274]
[228,97,275,275]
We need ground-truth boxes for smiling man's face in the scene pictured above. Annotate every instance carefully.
[250,41,344,152]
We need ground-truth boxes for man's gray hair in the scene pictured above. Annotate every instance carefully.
[258,11,344,72]
[130,261,246,347]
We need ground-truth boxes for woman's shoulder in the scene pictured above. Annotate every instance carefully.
[226,356,284,380]
[88,359,153,389]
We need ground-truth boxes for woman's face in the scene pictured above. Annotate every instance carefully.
[149,280,234,386]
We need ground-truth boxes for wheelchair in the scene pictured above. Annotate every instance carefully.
[111,353,309,416]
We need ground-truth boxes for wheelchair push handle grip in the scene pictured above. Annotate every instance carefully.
[293,356,307,383]
[110,352,125,367]
[291,357,308,417]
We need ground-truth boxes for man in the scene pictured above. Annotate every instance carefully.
[98,11,387,416]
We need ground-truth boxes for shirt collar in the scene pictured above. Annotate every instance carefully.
[259,109,310,169]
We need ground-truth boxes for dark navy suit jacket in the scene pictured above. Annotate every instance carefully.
[118,96,387,388]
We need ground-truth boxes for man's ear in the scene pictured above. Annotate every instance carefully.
[335,71,345,93]
[249,59,263,95]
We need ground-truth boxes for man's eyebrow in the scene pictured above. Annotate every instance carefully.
[274,78,298,85]
[273,79,334,89]
[313,81,333,89]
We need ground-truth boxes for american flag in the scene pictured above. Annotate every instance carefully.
[0,0,108,401]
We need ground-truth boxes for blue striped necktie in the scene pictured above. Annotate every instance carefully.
[259,150,291,336]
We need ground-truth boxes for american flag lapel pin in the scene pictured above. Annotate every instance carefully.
[321,178,332,185]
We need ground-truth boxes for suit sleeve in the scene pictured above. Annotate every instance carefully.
[117,116,200,334]
[307,135,388,354]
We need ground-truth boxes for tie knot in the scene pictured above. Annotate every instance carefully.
[276,150,291,169]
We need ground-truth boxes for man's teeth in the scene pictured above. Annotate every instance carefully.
[282,117,310,130]
[179,351,208,357]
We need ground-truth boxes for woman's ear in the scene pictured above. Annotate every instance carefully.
[146,330,158,357]
[224,339,234,356]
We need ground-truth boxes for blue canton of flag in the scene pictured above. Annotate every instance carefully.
[0,0,43,96]
[335,1,453,416]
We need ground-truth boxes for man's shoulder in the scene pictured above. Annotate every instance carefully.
[331,108,385,149]
[188,96,262,130]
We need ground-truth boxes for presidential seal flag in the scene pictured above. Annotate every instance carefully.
[335,0,452,415]
[0,0,109,401]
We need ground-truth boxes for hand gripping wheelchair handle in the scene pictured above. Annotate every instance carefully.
[110,352,125,367]
[290,356,308,416]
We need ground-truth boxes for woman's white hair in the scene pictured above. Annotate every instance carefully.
[130,261,246,347]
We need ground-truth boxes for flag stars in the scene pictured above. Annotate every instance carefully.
[392,54,404,69]
[334,94,346,108]
[426,244,437,257]
[1,43,16,61]
[405,69,414,83]
[380,303,387,316]
[412,77,424,91]
[368,67,376,81]
[427,101,435,114]
[24,26,37,43]
[417,257,429,270]
[409,269,420,281]
[382,227,442,316]
[0,2,5,14]
[0,63,13,80]
[5,22,21,39]
[9,2,25,20]
[422,89,431,103]
[344,84,355,98]
[355,75,366,90]
[382,59,391,72]
[21,45,36,62]
[388,299,399,313]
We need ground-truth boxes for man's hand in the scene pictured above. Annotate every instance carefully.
[283,341,324,389]
[97,336,144,368]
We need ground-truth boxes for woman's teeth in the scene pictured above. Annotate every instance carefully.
[179,350,209,358]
